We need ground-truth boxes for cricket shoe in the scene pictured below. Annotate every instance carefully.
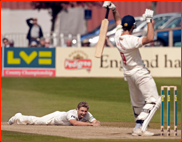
[142,130,154,136]
[132,128,154,136]
[8,113,22,125]
[132,128,142,136]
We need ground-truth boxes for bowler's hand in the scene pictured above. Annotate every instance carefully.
[91,120,101,126]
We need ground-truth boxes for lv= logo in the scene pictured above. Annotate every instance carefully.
[19,51,37,64]
[7,51,52,65]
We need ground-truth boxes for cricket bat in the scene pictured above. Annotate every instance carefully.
[95,7,110,58]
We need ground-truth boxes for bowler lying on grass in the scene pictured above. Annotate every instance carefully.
[8,101,101,126]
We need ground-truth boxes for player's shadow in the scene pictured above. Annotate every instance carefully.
[127,133,160,136]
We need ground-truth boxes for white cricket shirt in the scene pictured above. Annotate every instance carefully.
[114,25,146,77]
[54,109,96,125]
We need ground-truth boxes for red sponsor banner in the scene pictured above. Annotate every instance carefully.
[64,59,92,70]
[3,69,55,77]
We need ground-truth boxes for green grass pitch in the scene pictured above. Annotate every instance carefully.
[1,77,181,141]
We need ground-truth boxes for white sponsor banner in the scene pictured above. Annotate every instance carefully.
[56,48,181,77]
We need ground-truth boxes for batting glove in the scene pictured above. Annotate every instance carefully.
[103,1,116,12]
[142,9,154,23]
[103,1,111,8]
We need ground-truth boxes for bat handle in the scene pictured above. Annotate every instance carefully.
[105,7,110,19]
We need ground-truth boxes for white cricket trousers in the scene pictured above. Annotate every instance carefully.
[125,68,160,119]
[14,111,65,125]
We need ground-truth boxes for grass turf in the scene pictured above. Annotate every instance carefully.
[1,77,181,140]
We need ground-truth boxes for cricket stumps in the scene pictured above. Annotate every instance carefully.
[161,86,177,137]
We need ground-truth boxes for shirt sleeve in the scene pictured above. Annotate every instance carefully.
[67,111,77,121]
[114,25,123,44]
[86,112,96,122]
[126,36,143,49]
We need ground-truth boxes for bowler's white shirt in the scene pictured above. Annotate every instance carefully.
[114,25,147,77]
[54,109,96,125]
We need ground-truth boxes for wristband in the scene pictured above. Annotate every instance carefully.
[146,18,152,23]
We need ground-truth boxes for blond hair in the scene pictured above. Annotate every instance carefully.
[77,101,89,110]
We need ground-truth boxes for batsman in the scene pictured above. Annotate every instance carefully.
[103,1,161,136]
